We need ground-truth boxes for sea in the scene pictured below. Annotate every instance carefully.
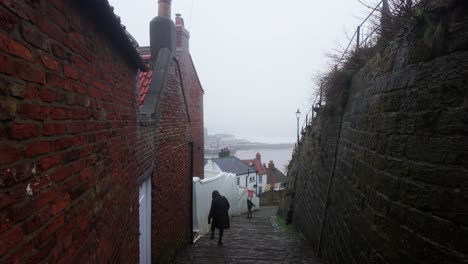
[233,147,294,174]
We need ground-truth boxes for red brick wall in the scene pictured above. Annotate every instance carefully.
[0,1,140,263]
[136,59,192,262]
[176,33,204,178]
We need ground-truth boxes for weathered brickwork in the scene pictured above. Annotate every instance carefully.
[178,56,204,178]
[281,2,468,263]
[176,16,204,178]
[137,59,192,263]
[0,0,142,263]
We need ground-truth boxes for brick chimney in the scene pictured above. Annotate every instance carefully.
[175,13,190,52]
[256,153,261,162]
[219,148,230,158]
[268,160,275,169]
[149,0,176,63]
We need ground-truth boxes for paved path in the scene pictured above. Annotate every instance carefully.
[174,206,322,264]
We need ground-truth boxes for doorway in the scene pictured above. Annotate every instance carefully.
[139,176,151,263]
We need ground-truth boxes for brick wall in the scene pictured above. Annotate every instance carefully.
[281,2,468,263]
[176,16,204,178]
[137,58,192,263]
[0,0,141,263]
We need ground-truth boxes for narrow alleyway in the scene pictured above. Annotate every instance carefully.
[174,206,322,264]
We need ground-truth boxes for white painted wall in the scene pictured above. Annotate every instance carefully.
[235,173,267,196]
[257,174,267,194]
[205,169,222,179]
[192,172,260,236]
[204,160,221,174]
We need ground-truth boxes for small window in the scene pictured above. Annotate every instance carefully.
[249,177,255,183]
[258,176,262,183]
[258,186,263,194]
[236,177,240,185]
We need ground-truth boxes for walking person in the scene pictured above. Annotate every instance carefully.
[208,190,230,245]
[247,197,256,219]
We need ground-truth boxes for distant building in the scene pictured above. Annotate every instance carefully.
[205,149,260,194]
[204,133,250,151]
[265,160,287,191]
[241,153,267,195]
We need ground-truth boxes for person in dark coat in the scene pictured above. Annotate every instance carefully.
[208,190,230,244]
[247,197,255,219]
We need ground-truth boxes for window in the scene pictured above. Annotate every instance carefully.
[249,176,255,183]
[258,186,263,194]
[236,177,240,185]
[258,176,262,183]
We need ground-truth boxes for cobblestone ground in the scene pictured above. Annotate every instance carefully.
[173,206,322,264]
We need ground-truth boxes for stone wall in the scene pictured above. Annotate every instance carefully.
[259,190,283,206]
[280,1,468,263]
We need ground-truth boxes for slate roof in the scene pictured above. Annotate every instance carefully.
[266,167,287,184]
[211,156,257,175]
[241,159,266,175]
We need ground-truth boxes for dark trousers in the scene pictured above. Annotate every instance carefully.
[247,207,253,218]
[211,224,224,239]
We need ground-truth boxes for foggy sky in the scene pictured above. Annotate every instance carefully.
[108,0,372,143]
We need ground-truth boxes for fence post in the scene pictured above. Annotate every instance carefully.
[381,0,390,39]
[319,83,323,107]
[356,26,360,49]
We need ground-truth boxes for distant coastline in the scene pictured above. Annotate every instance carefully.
[205,143,294,156]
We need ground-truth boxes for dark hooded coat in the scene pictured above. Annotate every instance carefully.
[208,195,230,229]
[247,199,255,209]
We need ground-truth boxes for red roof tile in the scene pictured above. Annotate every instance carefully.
[138,58,152,107]
[241,159,266,175]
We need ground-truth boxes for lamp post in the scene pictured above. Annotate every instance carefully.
[296,109,301,142]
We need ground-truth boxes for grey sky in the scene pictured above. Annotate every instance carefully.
[109,0,372,143]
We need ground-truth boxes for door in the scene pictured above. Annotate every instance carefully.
[139,177,151,264]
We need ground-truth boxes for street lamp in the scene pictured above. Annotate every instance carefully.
[296,109,301,142]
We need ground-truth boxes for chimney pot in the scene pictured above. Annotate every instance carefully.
[268,160,275,169]
[219,148,230,158]
[158,0,172,18]
[175,13,185,26]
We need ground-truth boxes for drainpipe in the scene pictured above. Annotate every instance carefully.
[255,171,258,196]
[246,169,249,188]
[189,141,194,244]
